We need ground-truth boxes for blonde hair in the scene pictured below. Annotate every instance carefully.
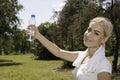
[89,17,113,39]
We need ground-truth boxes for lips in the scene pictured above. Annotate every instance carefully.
[84,37,93,42]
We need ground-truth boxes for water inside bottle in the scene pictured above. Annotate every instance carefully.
[26,14,36,41]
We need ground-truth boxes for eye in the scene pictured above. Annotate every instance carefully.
[94,30,101,36]
[95,32,99,36]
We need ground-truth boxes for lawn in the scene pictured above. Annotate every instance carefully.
[0,54,119,80]
[0,54,74,80]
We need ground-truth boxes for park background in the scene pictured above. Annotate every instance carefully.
[0,0,120,80]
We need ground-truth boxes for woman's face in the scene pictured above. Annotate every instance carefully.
[83,22,106,48]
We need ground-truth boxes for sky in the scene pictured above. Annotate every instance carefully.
[17,0,66,29]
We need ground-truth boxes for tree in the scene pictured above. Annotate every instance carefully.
[13,29,27,54]
[2,32,14,54]
[0,0,23,54]
[0,0,23,35]
[34,22,60,60]
[97,0,120,73]
[108,0,120,72]
[57,0,120,71]
[57,0,104,68]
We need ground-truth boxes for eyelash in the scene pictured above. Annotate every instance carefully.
[95,32,99,35]
[87,28,100,36]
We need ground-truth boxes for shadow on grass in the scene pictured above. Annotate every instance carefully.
[0,59,13,62]
[0,59,23,66]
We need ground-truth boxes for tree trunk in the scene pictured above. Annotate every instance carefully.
[112,32,119,72]
[110,0,119,72]
[111,17,119,72]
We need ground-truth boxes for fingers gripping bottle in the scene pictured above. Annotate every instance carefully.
[26,14,36,41]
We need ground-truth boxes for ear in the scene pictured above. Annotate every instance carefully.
[101,37,108,44]
[102,37,108,44]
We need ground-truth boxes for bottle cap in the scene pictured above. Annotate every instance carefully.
[31,14,35,18]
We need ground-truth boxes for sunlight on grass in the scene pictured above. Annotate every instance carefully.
[0,54,74,80]
[0,54,119,80]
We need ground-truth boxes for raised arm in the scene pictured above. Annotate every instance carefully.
[29,25,79,62]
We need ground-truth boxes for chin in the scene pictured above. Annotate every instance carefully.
[84,41,91,47]
[84,42,98,48]
[84,43,90,48]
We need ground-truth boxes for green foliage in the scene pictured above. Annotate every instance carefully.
[2,34,14,55]
[0,0,23,34]
[57,0,99,67]
[0,0,23,54]
[34,22,60,60]
[62,60,74,68]
[58,0,103,51]
[0,0,119,72]
[106,1,120,72]
[30,0,120,68]
[57,0,120,68]
[13,29,28,54]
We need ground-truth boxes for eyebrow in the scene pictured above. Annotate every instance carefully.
[94,30,102,34]
[88,26,103,34]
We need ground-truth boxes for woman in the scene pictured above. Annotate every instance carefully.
[27,17,113,80]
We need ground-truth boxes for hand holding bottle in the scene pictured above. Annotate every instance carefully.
[26,14,36,41]
[27,24,40,40]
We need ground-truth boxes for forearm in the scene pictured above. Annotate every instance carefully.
[36,33,61,57]
[34,29,78,61]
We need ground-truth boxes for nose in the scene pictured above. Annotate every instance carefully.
[86,31,93,37]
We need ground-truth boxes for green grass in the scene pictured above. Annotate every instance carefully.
[0,54,74,80]
[0,54,119,80]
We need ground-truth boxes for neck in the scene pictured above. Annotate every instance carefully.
[87,46,100,57]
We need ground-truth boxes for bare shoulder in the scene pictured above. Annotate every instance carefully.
[98,72,111,80]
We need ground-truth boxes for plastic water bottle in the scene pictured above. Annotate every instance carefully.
[26,14,36,41]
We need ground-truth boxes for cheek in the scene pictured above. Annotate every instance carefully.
[94,37,104,44]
